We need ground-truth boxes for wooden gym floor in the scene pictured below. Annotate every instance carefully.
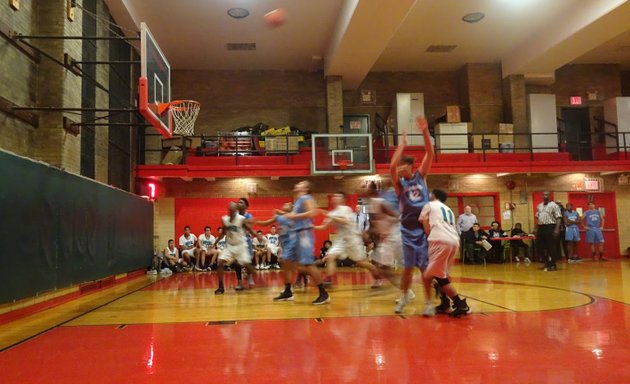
[1,261,629,383]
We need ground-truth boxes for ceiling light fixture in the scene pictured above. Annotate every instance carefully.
[227,8,250,19]
[462,12,485,23]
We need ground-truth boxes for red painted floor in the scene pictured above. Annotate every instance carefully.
[1,297,629,383]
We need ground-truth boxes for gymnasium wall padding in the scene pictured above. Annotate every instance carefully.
[0,150,153,304]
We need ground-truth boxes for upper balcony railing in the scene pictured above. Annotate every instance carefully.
[140,128,630,166]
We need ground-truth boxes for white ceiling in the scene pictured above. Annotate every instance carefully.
[106,0,630,86]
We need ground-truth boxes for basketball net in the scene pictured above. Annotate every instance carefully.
[163,100,200,136]
[338,160,349,170]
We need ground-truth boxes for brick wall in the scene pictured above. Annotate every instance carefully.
[170,70,328,135]
[94,0,109,183]
[0,1,134,182]
[622,71,630,97]
[343,71,460,128]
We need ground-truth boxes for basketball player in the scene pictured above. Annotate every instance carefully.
[273,181,330,305]
[391,117,434,314]
[179,225,198,271]
[215,227,229,271]
[253,231,270,269]
[266,225,281,269]
[255,203,295,273]
[214,202,257,294]
[163,239,180,270]
[197,226,218,271]
[366,181,406,290]
[584,201,606,261]
[237,198,255,258]
[315,192,381,285]
[419,189,470,317]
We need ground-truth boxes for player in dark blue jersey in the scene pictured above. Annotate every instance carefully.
[390,117,434,314]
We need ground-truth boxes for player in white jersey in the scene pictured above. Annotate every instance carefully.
[197,226,218,271]
[265,226,281,269]
[315,192,381,285]
[366,181,407,290]
[419,189,470,318]
[214,202,257,295]
[179,226,198,271]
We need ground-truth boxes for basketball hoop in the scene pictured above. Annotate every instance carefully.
[161,100,200,136]
[338,160,349,170]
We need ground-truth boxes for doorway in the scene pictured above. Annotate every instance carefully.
[561,108,591,160]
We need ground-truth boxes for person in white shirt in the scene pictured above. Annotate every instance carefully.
[265,225,281,269]
[179,226,198,271]
[214,202,257,294]
[315,192,381,286]
[163,239,180,269]
[419,189,470,318]
[253,231,270,269]
[366,181,407,291]
[197,226,218,271]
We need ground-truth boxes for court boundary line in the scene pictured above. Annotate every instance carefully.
[0,277,160,353]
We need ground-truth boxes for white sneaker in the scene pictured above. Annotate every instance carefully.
[395,289,416,303]
[422,303,436,317]
[248,277,255,287]
[146,269,157,275]
[395,296,408,314]
[256,265,261,270]
[371,279,383,289]
[159,268,169,274]
[524,257,531,264]
[514,257,521,263]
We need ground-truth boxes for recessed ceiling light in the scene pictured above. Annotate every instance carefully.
[462,12,485,23]
[227,8,250,19]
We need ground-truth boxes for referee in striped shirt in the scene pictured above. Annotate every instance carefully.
[534,191,562,271]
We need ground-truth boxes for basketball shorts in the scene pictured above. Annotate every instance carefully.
[219,243,252,265]
[565,226,580,242]
[401,226,428,270]
[424,241,458,279]
[181,249,195,258]
[372,231,403,267]
[327,235,366,262]
[284,229,315,265]
[586,228,604,244]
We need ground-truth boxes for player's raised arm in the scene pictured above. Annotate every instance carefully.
[390,129,407,196]
[416,117,434,178]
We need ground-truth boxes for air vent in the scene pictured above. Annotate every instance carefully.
[226,43,256,51]
[426,45,457,53]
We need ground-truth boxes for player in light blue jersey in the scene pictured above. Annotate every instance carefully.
[390,117,434,314]
[583,201,606,261]
[563,203,582,263]
[274,181,330,305]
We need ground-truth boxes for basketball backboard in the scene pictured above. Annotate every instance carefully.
[139,22,172,138]
[311,134,374,175]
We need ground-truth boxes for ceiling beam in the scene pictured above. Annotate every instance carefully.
[502,0,630,77]
[324,0,417,90]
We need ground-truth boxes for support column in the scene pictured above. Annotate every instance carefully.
[503,74,529,150]
[467,63,504,133]
[32,0,82,174]
[326,76,343,133]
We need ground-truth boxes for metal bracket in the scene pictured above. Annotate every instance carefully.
[0,95,38,128]
[0,20,39,62]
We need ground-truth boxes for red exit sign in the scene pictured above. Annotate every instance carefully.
[570,96,582,105]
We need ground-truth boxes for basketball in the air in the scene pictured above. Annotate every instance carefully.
[264,8,287,28]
